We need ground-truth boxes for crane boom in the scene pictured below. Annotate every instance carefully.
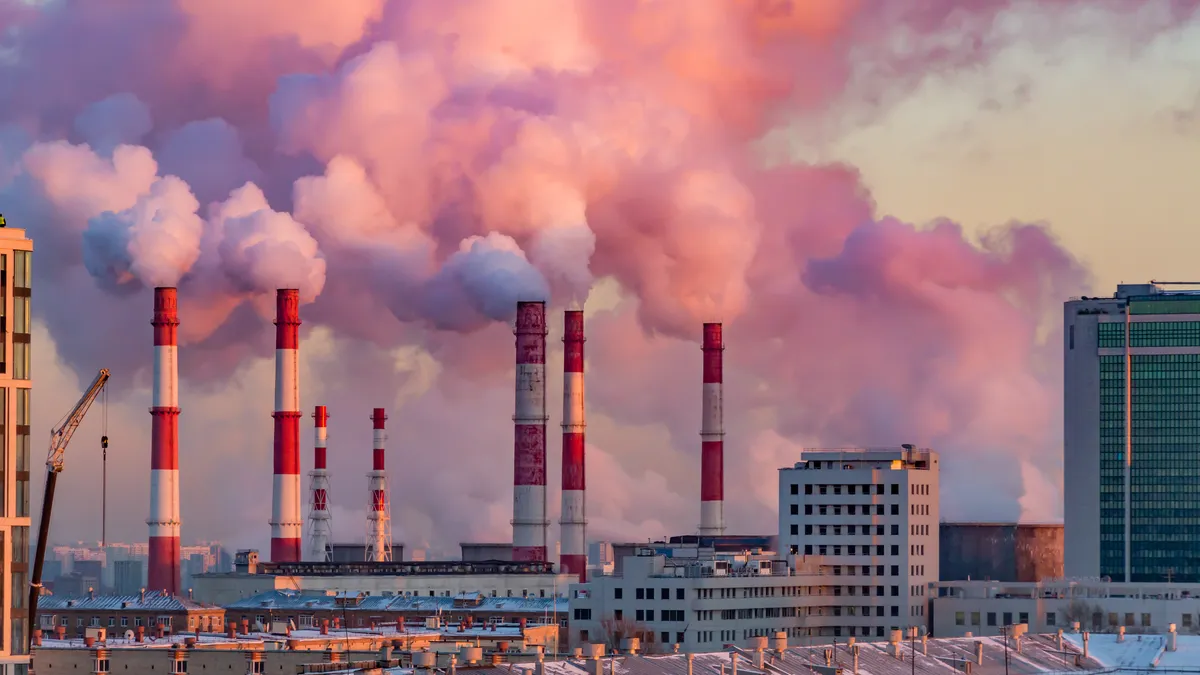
[28,368,110,651]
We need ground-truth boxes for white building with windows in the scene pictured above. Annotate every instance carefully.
[566,548,843,654]
[778,446,940,640]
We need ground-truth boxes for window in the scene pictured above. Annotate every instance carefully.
[987,613,997,626]
[636,610,644,621]
[1019,612,1029,625]
[790,504,798,515]
[805,505,813,515]
[16,388,30,517]
[573,608,591,621]
[891,606,898,617]
[1003,612,1012,626]
[791,484,799,495]
[890,586,898,596]
[614,610,622,620]
[173,660,187,673]
[121,618,129,627]
[1141,613,1151,627]
[790,524,798,535]
[676,632,684,644]
[1185,614,1194,628]
[890,504,899,515]
[891,525,899,536]
[890,484,899,495]
[636,588,644,600]
[955,612,965,626]
[676,589,684,600]
[891,546,899,555]
[971,612,981,626]
[645,610,654,621]
[661,631,669,644]
[12,251,29,380]
[614,588,623,600]
[804,525,812,535]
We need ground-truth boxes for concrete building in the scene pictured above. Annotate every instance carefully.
[931,579,1200,638]
[0,225,33,673]
[112,561,143,596]
[779,447,940,637]
[940,523,1064,582]
[36,591,225,637]
[1065,283,1200,582]
[192,552,576,606]
[461,543,513,562]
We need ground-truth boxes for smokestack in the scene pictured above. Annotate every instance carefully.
[307,405,332,561]
[148,287,181,595]
[699,323,725,535]
[366,408,393,561]
[271,289,302,562]
[559,310,587,581]
[513,301,548,561]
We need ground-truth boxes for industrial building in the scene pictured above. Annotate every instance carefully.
[931,579,1200,638]
[778,447,940,637]
[1065,282,1200,582]
[192,552,576,606]
[940,523,1064,582]
[0,225,32,674]
[36,590,224,637]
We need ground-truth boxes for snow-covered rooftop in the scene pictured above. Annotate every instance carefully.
[1064,631,1200,672]
[40,591,219,612]
[34,626,441,650]
[225,589,567,614]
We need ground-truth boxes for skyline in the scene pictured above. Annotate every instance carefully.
[2,1,1199,557]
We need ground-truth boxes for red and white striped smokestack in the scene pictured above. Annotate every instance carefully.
[366,408,392,562]
[270,289,302,562]
[699,322,726,535]
[559,310,587,580]
[513,301,548,562]
[148,287,181,595]
[306,406,332,561]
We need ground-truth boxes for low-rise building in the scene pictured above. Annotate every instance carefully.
[193,551,576,605]
[932,579,1200,637]
[37,591,225,637]
[568,548,846,654]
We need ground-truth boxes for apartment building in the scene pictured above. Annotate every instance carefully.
[778,446,940,639]
[567,549,846,653]
[36,591,225,638]
[0,224,32,674]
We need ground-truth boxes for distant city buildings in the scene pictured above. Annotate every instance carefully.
[43,542,232,597]
[1065,283,1200,582]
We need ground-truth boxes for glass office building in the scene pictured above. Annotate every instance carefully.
[1065,284,1200,582]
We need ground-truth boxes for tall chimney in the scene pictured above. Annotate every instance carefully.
[699,323,725,535]
[270,289,302,562]
[559,310,587,580]
[307,405,332,561]
[148,287,181,595]
[366,408,393,561]
[513,301,548,561]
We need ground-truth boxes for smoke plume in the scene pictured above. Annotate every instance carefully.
[1,0,1191,553]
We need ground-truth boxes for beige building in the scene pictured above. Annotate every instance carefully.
[36,591,224,638]
[932,579,1200,637]
[0,225,33,674]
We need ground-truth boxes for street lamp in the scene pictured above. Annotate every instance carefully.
[1001,625,1011,675]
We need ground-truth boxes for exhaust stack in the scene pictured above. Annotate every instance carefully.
[148,287,181,595]
[270,289,302,562]
[559,310,587,580]
[699,323,725,535]
[513,301,548,561]
[365,408,393,562]
[306,406,332,561]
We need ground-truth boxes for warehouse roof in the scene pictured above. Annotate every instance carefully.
[39,591,219,612]
[224,589,568,614]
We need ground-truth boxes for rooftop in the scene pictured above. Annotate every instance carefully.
[34,626,442,650]
[224,590,567,614]
[39,591,219,612]
[221,560,559,577]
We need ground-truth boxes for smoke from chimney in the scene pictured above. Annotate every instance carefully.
[513,301,548,561]
[366,408,393,562]
[148,286,181,595]
[307,405,332,561]
[560,310,587,580]
[699,323,725,535]
[270,289,302,562]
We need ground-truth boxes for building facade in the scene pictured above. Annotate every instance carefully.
[932,579,1200,638]
[36,591,225,637]
[1065,283,1200,582]
[939,523,1064,582]
[0,226,32,673]
[778,447,940,638]
[567,551,842,653]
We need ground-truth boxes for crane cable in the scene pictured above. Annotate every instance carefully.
[101,386,109,548]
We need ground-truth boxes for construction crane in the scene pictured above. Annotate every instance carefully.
[27,368,110,648]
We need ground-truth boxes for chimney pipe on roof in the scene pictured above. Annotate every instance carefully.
[512,301,548,562]
[270,288,303,563]
[699,323,725,535]
[148,287,182,595]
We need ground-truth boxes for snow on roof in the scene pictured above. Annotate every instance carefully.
[40,591,219,612]
[35,627,443,650]
[225,590,567,613]
[1063,631,1200,671]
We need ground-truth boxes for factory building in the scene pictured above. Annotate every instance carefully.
[940,523,1064,582]
[778,447,940,638]
[566,548,842,653]
[931,579,1200,638]
[0,225,33,674]
[192,552,576,606]
[1065,283,1200,582]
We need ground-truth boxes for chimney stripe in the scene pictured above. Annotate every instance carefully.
[560,310,587,581]
[513,301,548,562]
[148,287,181,595]
[699,323,725,535]
[366,408,392,561]
[307,405,332,561]
[271,289,303,563]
